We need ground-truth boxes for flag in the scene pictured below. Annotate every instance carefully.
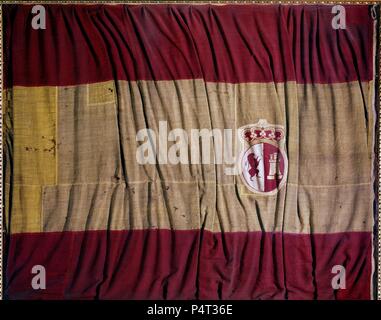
[3,4,376,299]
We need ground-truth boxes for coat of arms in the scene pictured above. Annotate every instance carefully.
[239,119,288,195]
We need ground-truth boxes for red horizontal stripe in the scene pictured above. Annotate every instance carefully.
[5,230,371,300]
[4,4,373,87]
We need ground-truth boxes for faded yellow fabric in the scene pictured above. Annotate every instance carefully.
[57,83,122,184]
[40,182,372,234]
[6,80,374,234]
[88,81,116,105]
[115,79,215,184]
[5,87,57,233]
[11,185,42,233]
[42,181,200,232]
[297,81,374,186]
[210,183,373,233]
[12,87,57,185]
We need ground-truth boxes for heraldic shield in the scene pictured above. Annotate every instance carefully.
[239,119,288,195]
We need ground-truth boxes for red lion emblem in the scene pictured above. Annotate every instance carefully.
[247,153,261,179]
